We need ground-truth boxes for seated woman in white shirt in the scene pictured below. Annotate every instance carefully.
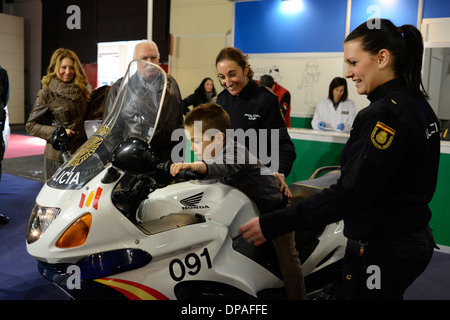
[311,77,356,133]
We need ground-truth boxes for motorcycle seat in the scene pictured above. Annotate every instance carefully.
[288,167,341,261]
[289,167,340,203]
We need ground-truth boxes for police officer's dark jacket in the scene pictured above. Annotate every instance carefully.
[216,79,296,177]
[260,77,440,241]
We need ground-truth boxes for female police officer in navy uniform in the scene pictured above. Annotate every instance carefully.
[239,19,440,300]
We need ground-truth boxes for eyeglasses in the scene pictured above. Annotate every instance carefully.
[137,55,160,63]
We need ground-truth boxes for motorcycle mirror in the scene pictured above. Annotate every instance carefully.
[50,126,69,152]
[111,137,158,174]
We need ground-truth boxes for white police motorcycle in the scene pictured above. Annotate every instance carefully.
[26,60,346,300]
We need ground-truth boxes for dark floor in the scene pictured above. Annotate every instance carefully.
[2,155,44,182]
[2,124,45,183]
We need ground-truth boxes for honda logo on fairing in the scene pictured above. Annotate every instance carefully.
[180,192,210,210]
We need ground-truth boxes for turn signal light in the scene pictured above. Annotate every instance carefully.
[56,213,92,248]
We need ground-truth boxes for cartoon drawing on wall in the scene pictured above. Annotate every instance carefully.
[253,65,284,83]
[297,61,320,106]
[248,53,360,117]
[253,67,267,81]
[268,65,283,83]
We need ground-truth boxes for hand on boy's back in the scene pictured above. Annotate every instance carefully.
[273,173,292,199]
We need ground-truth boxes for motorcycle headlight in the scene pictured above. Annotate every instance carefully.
[26,203,61,244]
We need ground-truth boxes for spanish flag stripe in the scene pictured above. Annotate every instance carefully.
[103,284,142,300]
[95,278,156,300]
[95,278,169,300]
[376,122,395,135]
[93,187,103,210]
[85,191,95,207]
[79,193,86,209]
[106,278,170,300]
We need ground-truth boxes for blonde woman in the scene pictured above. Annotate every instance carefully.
[26,48,90,179]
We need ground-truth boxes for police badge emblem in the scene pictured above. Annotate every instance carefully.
[371,121,395,149]
[67,125,111,167]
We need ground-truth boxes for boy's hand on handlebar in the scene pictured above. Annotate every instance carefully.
[170,161,207,176]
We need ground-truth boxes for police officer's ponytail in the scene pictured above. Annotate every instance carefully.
[345,19,428,99]
[399,24,428,99]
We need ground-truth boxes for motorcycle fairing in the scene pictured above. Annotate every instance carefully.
[37,261,170,300]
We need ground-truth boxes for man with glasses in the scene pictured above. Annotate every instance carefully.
[103,40,183,162]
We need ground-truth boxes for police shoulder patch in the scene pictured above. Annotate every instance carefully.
[370,121,395,149]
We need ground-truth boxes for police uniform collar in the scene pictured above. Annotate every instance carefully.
[237,79,257,99]
[367,77,406,103]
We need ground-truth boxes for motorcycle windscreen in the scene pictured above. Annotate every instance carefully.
[47,60,167,190]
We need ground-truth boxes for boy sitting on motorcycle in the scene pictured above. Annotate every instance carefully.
[170,103,306,300]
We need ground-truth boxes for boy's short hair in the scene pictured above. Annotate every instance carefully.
[184,103,230,135]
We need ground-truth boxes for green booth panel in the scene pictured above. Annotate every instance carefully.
[429,152,450,247]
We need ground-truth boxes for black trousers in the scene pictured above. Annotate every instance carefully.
[339,227,435,300]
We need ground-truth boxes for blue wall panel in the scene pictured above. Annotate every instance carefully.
[234,0,347,53]
[423,0,450,19]
[233,0,448,54]
[350,0,419,31]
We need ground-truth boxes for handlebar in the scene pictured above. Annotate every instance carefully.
[175,169,204,182]
[110,161,204,222]
[154,161,204,187]
[50,126,71,162]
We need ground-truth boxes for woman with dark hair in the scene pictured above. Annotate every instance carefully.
[182,77,217,114]
[215,47,304,300]
[311,77,356,133]
[239,19,440,300]
[215,47,296,194]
